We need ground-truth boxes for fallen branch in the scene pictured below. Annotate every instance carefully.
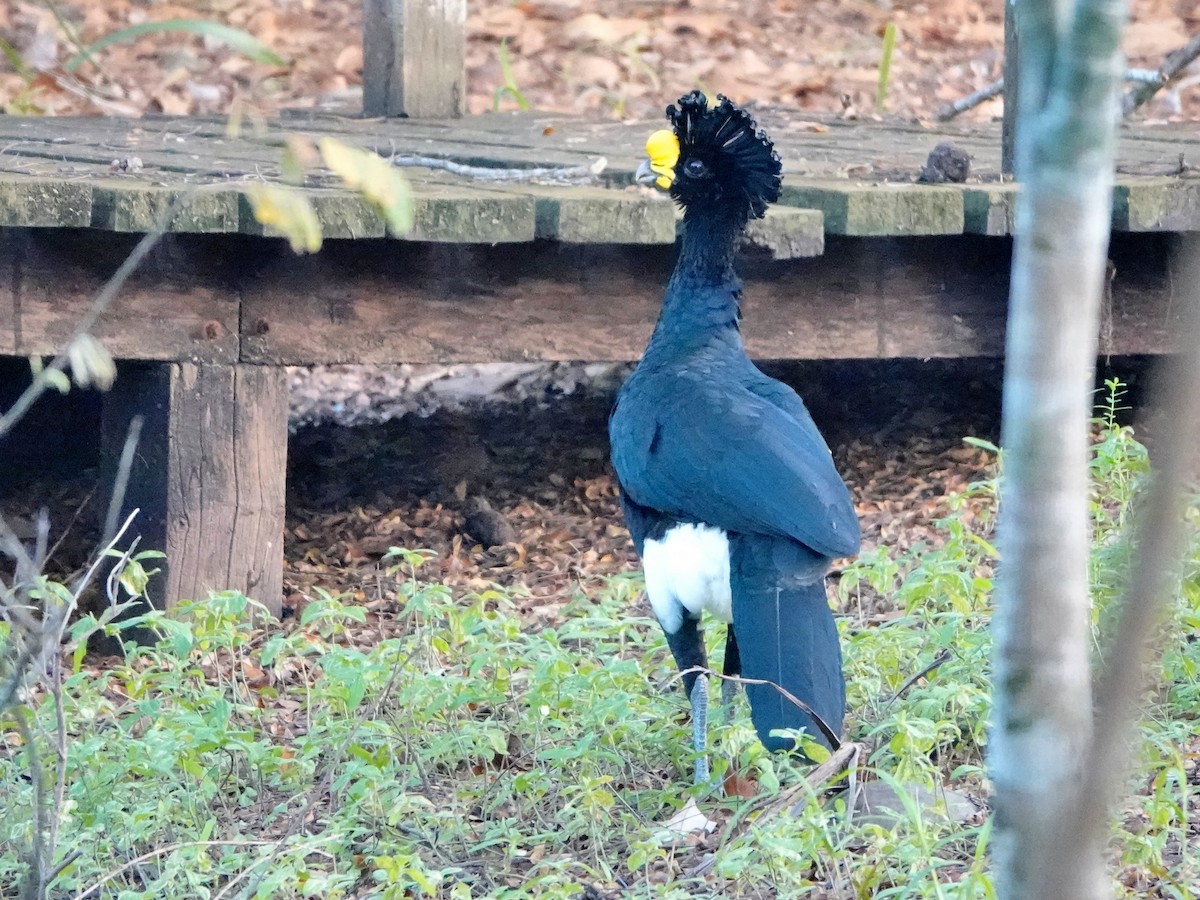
[688,741,862,878]
[676,666,841,749]
[937,52,1200,122]
[390,154,607,184]
[1122,32,1200,116]
[935,79,1004,122]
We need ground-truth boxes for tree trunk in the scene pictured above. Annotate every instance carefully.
[988,1,1127,898]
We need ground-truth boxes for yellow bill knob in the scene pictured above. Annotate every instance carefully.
[644,129,680,188]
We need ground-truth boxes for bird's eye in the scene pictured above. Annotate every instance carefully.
[682,158,709,179]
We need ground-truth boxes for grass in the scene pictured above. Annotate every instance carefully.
[2,387,1198,897]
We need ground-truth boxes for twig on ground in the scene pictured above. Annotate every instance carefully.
[390,154,607,184]
[75,841,276,899]
[689,742,862,877]
[883,648,952,707]
[1123,32,1200,116]
[935,79,1004,121]
[678,666,841,748]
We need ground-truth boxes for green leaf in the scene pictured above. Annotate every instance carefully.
[67,19,287,71]
[245,184,322,254]
[67,334,117,390]
[317,137,413,237]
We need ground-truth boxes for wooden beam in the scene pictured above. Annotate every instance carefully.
[362,0,466,118]
[236,234,1183,364]
[4,230,239,362]
[102,362,287,614]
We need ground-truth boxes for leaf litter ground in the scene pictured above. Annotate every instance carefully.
[1,0,1198,121]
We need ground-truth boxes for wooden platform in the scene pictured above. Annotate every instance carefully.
[0,110,1195,612]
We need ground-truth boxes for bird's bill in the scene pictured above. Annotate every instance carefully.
[638,128,680,189]
[634,158,663,187]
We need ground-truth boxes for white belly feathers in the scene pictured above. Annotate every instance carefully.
[642,523,733,634]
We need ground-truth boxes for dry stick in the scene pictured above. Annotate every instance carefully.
[679,666,841,749]
[1123,32,1200,116]
[882,648,952,708]
[390,154,607,184]
[74,841,276,899]
[688,742,862,878]
[100,416,143,549]
[14,709,45,900]
[936,79,1004,121]
[1035,245,1200,893]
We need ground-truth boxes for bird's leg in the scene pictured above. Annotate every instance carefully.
[689,674,710,787]
[721,626,741,724]
[663,614,713,789]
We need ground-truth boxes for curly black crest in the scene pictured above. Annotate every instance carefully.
[665,91,782,219]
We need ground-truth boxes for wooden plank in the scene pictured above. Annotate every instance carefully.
[409,186,535,242]
[742,207,824,259]
[0,176,92,227]
[101,362,287,613]
[8,231,239,362]
[240,189,387,240]
[239,184,536,242]
[780,181,964,236]
[963,184,1018,235]
[528,186,676,244]
[363,0,466,118]
[91,182,241,233]
[1112,178,1200,231]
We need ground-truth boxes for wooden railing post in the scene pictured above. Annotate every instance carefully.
[363,0,466,118]
[1002,0,1019,175]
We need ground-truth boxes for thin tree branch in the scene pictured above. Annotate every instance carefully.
[936,79,1004,121]
[938,67,1176,121]
[1122,31,1200,116]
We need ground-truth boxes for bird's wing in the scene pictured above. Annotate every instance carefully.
[612,373,860,558]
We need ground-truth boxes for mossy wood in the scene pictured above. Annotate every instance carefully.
[0,115,1195,239]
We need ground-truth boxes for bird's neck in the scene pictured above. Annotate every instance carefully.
[646,207,747,355]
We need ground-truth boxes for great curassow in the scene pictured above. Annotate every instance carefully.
[608,92,860,786]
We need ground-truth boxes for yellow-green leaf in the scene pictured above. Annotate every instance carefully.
[317,137,413,237]
[66,334,116,391]
[245,184,322,254]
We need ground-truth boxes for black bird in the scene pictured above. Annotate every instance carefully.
[609,92,860,785]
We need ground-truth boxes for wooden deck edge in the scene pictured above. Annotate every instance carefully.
[0,172,1198,240]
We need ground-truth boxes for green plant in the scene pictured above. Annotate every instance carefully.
[877,22,898,111]
[3,383,1197,897]
[493,39,531,112]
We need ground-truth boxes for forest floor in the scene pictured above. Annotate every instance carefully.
[0,0,1197,122]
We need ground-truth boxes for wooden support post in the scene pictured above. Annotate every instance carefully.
[102,361,287,616]
[362,0,466,118]
[1002,0,1019,175]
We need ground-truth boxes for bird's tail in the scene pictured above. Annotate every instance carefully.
[729,534,845,753]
